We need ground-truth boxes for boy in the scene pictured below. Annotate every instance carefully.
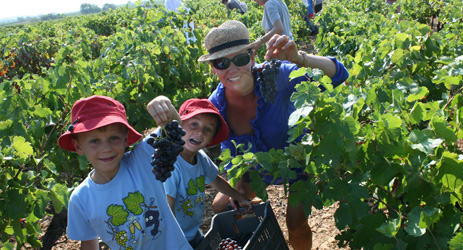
[58,95,192,250]
[147,96,253,248]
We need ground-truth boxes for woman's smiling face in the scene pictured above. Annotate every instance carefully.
[211,51,256,96]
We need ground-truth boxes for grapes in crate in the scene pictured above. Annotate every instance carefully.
[217,238,243,250]
[216,232,253,250]
[252,59,281,103]
[146,120,186,182]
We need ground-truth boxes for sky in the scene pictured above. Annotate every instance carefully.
[0,0,133,20]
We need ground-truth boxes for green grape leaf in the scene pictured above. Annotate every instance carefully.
[107,205,129,227]
[7,189,26,221]
[394,33,411,50]
[288,106,313,127]
[123,191,144,215]
[248,171,267,201]
[30,105,52,118]
[187,179,197,195]
[405,207,426,237]
[377,216,401,238]
[408,129,443,155]
[409,102,426,125]
[289,180,321,214]
[431,116,457,143]
[437,152,463,197]
[449,231,463,250]
[373,243,395,250]
[33,189,50,219]
[419,206,441,229]
[291,82,321,108]
[255,152,273,169]
[378,113,402,143]
[12,136,34,159]
[49,184,70,213]
[196,176,205,192]
[334,202,351,230]
[406,86,429,102]
[0,119,13,131]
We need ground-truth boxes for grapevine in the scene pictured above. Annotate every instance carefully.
[252,59,281,103]
[146,120,186,182]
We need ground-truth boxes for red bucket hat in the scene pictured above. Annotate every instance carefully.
[58,95,143,152]
[179,99,229,146]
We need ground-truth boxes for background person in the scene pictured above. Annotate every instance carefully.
[252,0,293,49]
[197,20,349,250]
[302,0,319,35]
[314,0,323,13]
[221,0,247,14]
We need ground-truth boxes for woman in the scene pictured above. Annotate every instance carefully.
[197,20,348,250]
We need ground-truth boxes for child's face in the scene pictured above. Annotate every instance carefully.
[71,123,128,183]
[181,113,218,154]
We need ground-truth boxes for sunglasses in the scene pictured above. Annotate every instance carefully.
[212,53,251,70]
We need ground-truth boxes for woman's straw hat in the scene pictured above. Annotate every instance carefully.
[198,20,259,62]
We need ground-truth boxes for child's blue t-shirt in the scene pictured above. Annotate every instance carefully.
[163,150,219,241]
[66,138,192,250]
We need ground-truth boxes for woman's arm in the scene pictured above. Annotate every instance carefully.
[166,195,176,216]
[210,175,253,213]
[81,239,99,250]
[264,34,337,77]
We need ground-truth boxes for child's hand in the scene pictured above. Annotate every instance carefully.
[230,197,253,214]
[147,96,181,127]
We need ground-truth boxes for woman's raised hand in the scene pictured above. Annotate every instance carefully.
[264,34,299,63]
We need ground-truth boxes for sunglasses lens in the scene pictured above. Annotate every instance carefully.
[234,54,251,67]
[212,53,251,70]
[213,58,230,70]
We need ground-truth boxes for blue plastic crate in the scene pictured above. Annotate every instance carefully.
[195,201,289,250]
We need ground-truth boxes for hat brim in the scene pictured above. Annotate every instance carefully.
[58,116,143,152]
[198,40,261,62]
[181,110,229,147]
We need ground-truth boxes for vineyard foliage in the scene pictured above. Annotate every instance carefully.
[0,0,462,249]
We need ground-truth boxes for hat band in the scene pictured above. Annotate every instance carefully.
[208,39,249,55]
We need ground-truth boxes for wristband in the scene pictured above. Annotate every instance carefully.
[297,51,307,68]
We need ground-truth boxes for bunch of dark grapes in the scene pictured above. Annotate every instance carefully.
[217,238,243,250]
[252,59,281,103]
[233,232,253,247]
[146,120,186,182]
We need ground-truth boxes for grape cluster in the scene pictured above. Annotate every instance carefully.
[217,238,243,250]
[252,59,281,103]
[147,120,186,182]
[233,232,253,247]
[216,232,253,250]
